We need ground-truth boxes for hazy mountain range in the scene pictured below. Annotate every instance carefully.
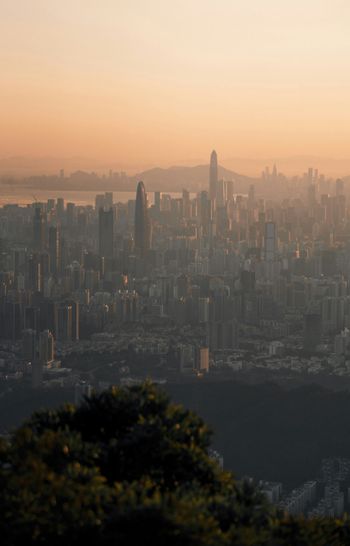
[1,155,350,177]
[130,165,255,192]
[0,157,255,193]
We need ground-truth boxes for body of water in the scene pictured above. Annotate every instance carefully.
[0,187,188,207]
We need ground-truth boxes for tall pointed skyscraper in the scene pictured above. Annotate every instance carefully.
[134,181,151,256]
[209,150,218,200]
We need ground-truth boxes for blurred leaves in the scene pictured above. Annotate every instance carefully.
[0,382,349,545]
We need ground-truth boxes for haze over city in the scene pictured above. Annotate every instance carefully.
[3,2,350,544]
[2,1,350,175]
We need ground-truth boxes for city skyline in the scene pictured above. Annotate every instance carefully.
[4,2,350,540]
[1,144,350,525]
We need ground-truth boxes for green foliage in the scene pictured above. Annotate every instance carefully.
[23,382,220,490]
[0,381,349,545]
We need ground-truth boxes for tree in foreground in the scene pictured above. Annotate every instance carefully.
[0,382,349,545]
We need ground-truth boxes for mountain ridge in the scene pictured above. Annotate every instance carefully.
[131,164,256,192]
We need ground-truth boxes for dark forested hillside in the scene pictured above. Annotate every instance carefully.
[166,381,350,487]
[1,381,350,488]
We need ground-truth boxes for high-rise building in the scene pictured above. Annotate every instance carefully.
[241,270,256,293]
[195,347,209,373]
[2,302,22,340]
[47,199,55,212]
[39,252,50,279]
[95,194,105,211]
[104,192,113,209]
[179,344,195,373]
[209,320,239,351]
[67,299,80,340]
[55,303,73,341]
[216,179,226,207]
[308,184,316,208]
[38,329,54,364]
[182,189,191,218]
[134,181,151,256]
[95,192,113,212]
[226,180,234,202]
[26,255,42,292]
[66,202,76,227]
[198,191,213,236]
[308,167,314,184]
[24,306,39,332]
[48,226,60,275]
[154,191,161,213]
[336,178,344,196]
[264,222,277,262]
[209,150,218,201]
[248,184,255,209]
[272,164,278,181]
[33,207,46,251]
[98,208,114,258]
[22,329,37,361]
[56,198,65,220]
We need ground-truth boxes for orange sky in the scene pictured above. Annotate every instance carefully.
[1,1,350,171]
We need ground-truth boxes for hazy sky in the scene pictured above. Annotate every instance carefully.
[1,0,350,169]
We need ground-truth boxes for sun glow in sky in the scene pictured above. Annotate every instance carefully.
[1,0,350,169]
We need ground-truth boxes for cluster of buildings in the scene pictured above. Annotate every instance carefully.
[260,457,350,518]
[203,454,350,520]
[0,151,350,388]
[278,481,318,516]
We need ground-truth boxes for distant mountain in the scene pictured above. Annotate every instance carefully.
[0,158,257,193]
[2,155,350,179]
[0,156,168,177]
[131,164,256,192]
[0,156,108,176]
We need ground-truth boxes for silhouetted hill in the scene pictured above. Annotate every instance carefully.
[0,156,106,176]
[0,159,257,193]
[131,164,256,192]
[2,155,350,181]
[166,381,350,488]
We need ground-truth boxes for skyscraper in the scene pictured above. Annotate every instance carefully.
[134,181,150,256]
[38,329,55,364]
[66,202,76,227]
[264,222,277,262]
[33,207,46,251]
[154,191,161,213]
[98,208,114,258]
[48,226,60,275]
[55,303,73,341]
[216,179,226,207]
[56,198,65,221]
[66,299,80,341]
[209,150,218,201]
[26,254,42,292]
[22,329,37,361]
[199,191,212,236]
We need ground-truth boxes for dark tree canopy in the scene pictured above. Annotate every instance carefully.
[20,382,224,490]
[0,382,349,545]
